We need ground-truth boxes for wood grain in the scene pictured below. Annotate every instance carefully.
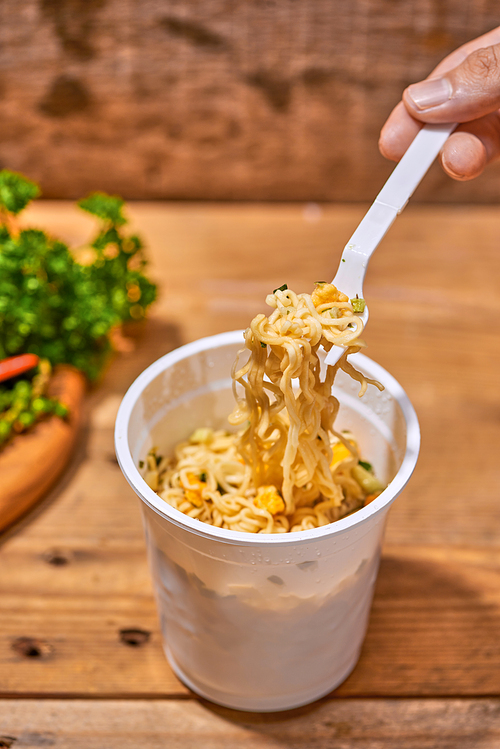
[1,699,500,748]
[0,1,499,202]
[0,543,499,697]
[0,203,499,709]
[0,366,86,533]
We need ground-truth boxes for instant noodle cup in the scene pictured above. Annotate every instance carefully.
[115,331,420,712]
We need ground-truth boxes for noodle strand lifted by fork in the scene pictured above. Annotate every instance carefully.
[150,284,385,533]
[228,285,382,515]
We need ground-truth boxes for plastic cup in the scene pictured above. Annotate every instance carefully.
[115,331,419,712]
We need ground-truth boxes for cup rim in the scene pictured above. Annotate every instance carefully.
[115,330,420,546]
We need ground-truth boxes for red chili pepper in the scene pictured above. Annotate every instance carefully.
[0,354,40,383]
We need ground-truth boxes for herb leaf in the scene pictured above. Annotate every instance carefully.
[0,184,156,380]
[273,283,288,293]
[0,170,40,215]
[78,192,127,226]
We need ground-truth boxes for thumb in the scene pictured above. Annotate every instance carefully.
[403,44,500,123]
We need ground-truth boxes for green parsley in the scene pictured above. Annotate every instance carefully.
[0,170,40,216]
[0,170,157,448]
[273,283,288,293]
[78,192,127,226]
[0,359,68,445]
[0,172,156,380]
[260,341,267,348]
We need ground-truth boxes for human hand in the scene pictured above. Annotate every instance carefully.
[379,27,500,180]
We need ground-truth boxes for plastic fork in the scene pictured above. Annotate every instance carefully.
[324,122,456,367]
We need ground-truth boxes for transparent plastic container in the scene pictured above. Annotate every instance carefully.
[115,331,420,711]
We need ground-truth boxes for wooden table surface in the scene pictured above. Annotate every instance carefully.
[1,202,500,747]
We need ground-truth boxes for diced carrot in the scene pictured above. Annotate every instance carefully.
[0,354,39,383]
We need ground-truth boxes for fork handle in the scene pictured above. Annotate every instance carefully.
[332,122,456,299]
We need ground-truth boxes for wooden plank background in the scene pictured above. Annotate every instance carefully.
[0,1,499,202]
[1,699,500,748]
[1,201,500,695]
[0,202,500,744]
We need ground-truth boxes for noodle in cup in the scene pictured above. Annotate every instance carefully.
[115,330,420,712]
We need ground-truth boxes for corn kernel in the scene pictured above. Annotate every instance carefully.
[185,489,204,507]
[254,485,285,515]
[312,283,349,307]
[185,472,205,488]
[331,441,355,466]
[182,472,207,506]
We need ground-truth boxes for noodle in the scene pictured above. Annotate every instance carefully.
[144,283,385,533]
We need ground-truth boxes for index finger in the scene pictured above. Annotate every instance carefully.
[379,26,500,161]
[432,25,500,75]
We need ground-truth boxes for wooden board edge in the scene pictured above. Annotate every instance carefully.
[0,366,87,532]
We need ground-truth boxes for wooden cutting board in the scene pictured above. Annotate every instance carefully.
[0,365,86,532]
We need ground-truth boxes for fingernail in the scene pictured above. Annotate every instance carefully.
[406,78,453,110]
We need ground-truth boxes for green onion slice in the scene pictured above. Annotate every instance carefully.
[351,297,366,313]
